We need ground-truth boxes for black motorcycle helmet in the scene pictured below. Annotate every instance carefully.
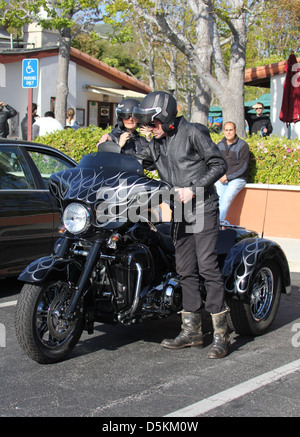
[116,98,140,128]
[133,91,177,132]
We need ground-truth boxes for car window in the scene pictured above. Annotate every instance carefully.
[28,150,74,188]
[0,148,35,190]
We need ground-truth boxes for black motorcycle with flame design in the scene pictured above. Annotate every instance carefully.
[15,149,291,363]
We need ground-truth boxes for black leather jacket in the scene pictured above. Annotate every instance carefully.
[0,104,17,138]
[138,116,227,213]
[109,125,149,156]
[21,114,38,140]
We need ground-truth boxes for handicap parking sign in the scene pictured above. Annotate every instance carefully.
[22,59,39,88]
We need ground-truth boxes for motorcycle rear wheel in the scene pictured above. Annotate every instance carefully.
[15,281,84,364]
[228,260,281,336]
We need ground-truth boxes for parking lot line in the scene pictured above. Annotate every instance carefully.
[165,359,300,417]
[0,300,17,308]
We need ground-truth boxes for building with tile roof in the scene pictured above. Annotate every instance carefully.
[0,26,152,137]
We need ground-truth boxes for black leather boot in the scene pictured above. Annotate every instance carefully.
[207,310,229,359]
[161,311,203,349]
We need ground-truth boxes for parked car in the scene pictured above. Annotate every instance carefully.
[0,139,77,278]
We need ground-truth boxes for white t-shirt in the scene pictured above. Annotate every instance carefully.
[33,116,63,138]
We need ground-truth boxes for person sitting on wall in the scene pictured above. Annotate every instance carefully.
[215,121,249,223]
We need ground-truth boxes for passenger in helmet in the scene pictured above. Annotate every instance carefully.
[97,98,151,157]
[134,91,230,359]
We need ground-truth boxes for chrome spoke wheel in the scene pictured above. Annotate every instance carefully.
[250,267,274,321]
[37,282,75,347]
[15,281,84,364]
[227,260,281,336]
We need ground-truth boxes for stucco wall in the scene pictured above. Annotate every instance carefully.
[0,61,38,137]
[226,184,300,238]
[0,56,121,136]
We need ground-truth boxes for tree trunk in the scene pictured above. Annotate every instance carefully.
[115,0,249,135]
[190,76,212,125]
[55,29,71,127]
[218,1,247,136]
[189,4,212,124]
[191,0,247,137]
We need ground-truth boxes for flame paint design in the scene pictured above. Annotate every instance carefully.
[50,168,168,228]
[20,256,67,282]
[222,238,266,295]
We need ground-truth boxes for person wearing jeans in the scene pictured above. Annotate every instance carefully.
[215,122,249,222]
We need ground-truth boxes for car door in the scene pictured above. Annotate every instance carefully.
[0,144,74,277]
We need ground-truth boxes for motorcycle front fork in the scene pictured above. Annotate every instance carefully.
[63,238,105,320]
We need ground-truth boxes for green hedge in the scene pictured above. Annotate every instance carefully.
[34,125,111,162]
[35,127,300,186]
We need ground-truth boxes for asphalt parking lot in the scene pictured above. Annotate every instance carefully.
[0,273,300,419]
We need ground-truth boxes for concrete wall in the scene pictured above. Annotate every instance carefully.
[23,24,58,49]
[160,184,300,239]
[226,184,300,238]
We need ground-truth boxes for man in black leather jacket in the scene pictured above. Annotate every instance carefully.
[21,103,38,140]
[0,102,17,138]
[134,91,230,359]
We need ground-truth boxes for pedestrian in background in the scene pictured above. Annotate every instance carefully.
[65,108,80,130]
[0,102,17,138]
[245,102,273,136]
[32,111,63,139]
[21,103,38,140]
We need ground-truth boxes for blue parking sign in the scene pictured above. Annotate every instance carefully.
[22,59,39,88]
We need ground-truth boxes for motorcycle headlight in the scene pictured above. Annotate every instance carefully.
[63,203,90,234]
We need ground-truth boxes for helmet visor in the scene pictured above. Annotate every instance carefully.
[132,106,162,125]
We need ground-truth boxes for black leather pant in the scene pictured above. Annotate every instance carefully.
[175,208,226,314]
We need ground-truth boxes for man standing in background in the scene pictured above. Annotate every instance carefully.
[21,103,38,140]
[32,111,63,139]
[0,102,17,138]
[246,102,273,136]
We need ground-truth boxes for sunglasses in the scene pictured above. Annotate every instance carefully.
[146,122,156,128]
[122,114,134,120]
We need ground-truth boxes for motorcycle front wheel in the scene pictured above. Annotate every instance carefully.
[15,281,84,364]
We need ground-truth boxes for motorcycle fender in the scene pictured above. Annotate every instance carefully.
[18,256,82,283]
[222,238,291,300]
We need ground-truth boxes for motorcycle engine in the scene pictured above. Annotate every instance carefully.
[143,273,182,317]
